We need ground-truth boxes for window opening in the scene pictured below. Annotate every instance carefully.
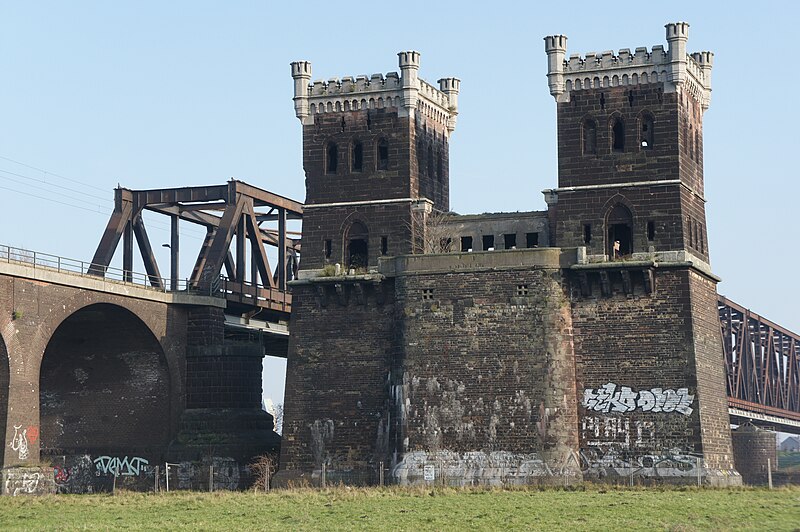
[326,143,338,173]
[324,239,332,259]
[422,288,434,301]
[340,116,346,132]
[647,221,655,241]
[612,119,625,152]
[460,236,473,252]
[583,224,592,244]
[347,221,368,269]
[599,93,605,110]
[526,232,539,248]
[381,236,388,256]
[641,116,654,149]
[482,235,494,251]
[504,233,517,250]
[516,284,529,296]
[583,120,597,155]
[378,138,389,170]
[352,141,363,172]
[607,204,633,259]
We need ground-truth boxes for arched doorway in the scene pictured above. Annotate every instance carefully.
[347,221,369,269]
[606,203,633,259]
[39,304,170,457]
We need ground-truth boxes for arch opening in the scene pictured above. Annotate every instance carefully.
[612,118,625,152]
[39,303,170,457]
[346,221,369,269]
[606,203,634,259]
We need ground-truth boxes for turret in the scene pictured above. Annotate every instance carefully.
[398,50,421,114]
[438,77,460,133]
[665,22,689,87]
[290,60,312,124]
[544,35,568,101]
[691,51,714,109]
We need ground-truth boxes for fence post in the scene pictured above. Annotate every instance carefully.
[379,461,384,487]
[321,463,326,489]
[166,463,170,492]
[768,458,773,489]
[155,465,159,492]
[209,464,214,493]
[696,457,701,488]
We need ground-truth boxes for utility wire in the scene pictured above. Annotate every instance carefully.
[0,154,107,193]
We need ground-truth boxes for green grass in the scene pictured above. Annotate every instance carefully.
[0,486,798,531]
[780,453,800,472]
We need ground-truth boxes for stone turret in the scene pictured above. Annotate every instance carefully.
[544,22,713,109]
[289,51,459,134]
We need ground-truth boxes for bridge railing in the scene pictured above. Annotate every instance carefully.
[0,244,221,297]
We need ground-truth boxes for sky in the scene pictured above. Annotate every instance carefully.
[1,1,798,407]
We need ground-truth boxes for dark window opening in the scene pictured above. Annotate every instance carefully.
[647,221,655,241]
[504,233,517,249]
[607,203,634,259]
[526,232,539,248]
[482,235,494,251]
[422,288,434,301]
[348,239,368,268]
[612,119,625,152]
[378,138,389,170]
[641,117,654,149]
[517,284,529,296]
[324,239,332,259]
[599,93,605,110]
[381,236,388,256]
[583,120,597,155]
[583,224,592,244]
[326,143,338,173]
[366,112,371,130]
[689,124,694,160]
[340,116,346,132]
[461,236,473,252]
[352,141,363,172]
[628,91,635,107]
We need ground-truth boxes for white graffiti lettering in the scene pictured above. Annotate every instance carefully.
[581,415,656,449]
[5,472,41,496]
[583,383,694,416]
[9,425,29,460]
[93,456,149,476]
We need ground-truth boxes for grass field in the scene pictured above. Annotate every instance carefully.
[0,486,798,531]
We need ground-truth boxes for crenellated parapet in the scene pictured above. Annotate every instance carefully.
[290,51,460,134]
[544,22,713,110]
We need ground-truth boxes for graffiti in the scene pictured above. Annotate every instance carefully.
[583,383,694,416]
[5,472,42,496]
[53,465,70,483]
[9,425,29,460]
[93,456,150,476]
[581,416,655,449]
[580,448,701,478]
[26,426,39,445]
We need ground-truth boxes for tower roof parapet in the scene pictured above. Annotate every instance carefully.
[544,22,713,110]
[290,52,459,134]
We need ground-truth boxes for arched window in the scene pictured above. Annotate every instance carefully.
[326,143,338,174]
[606,203,633,259]
[377,138,389,170]
[612,118,625,152]
[582,119,597,155]
[640,115,654,149]
[347,221,369,269]
[352,141,363,172]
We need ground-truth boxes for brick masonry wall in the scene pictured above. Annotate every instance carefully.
[553,85,709,261]
[570,266,738,483]
[275,280,396,485]
[392,266,580,484]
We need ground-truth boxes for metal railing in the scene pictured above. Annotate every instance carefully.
[0,244,221,297]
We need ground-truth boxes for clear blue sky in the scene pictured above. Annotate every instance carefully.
[2,1,798,406]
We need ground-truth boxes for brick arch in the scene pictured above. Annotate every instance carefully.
[603,197,635,258]
[340,213,371,269]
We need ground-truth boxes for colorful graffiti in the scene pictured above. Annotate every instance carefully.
[93,456,150,476]
[583,383,694,416]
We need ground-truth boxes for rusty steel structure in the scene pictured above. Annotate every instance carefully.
[720,296,800,431]
[88,180,303,313]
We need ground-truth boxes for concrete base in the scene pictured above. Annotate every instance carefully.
[2,467,56,496]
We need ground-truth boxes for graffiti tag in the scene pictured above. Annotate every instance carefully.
[9,425,29,460]
[53,465,70,483]
[93,456,150,476]
[583,383,694,416]
[5,472,42,496]
[581,416,655,449]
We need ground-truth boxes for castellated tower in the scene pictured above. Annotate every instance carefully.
[544,24,739,485]
[290,53,459,271]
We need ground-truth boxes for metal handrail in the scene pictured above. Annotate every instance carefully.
[0,244,222,297]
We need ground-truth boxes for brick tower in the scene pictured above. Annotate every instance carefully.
[289,53,459,270]
[544,23,740,484]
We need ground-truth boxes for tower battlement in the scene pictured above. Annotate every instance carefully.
[290,51,460,134]
[544,22,713,109]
